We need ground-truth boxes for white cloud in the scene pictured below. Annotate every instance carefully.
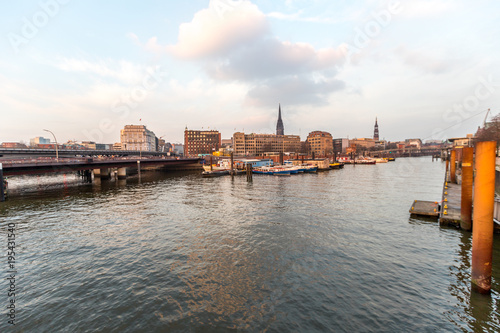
[206,38,345,81]
[55,58,147,84]
[245,75,345,107]
[142,0,269,59]
[399,0,455,19]
[394,46,454,74]
[133,1,347,106]
[267,10,337,23]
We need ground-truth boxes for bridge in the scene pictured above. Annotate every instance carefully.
[0,157,201,176]
[367,147,444,158]
[0,157,202,201]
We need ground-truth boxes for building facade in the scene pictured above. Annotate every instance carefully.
[1,142,28,148]
[171,143,184,156]
[374,117,379,140]
[333,138,350,154]
[233,132,301,156]
[120,125,157,151]
[184,129,221,156]
[405,138,422,149]
[349,138,376,150]
[306,131,333,156]
[30,136,50,146]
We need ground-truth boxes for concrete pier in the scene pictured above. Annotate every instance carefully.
[94,168,111,179]
[411,146,500,233]
[117,167,127,179]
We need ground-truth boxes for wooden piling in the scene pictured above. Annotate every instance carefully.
[230,152,234,176]
[0,163,5,202]
[246,164,253,182]
[84,170,92,182]
[210,156,213,171]
[450,149,457,183]
[460,147,474,231]
[471,141,496,294]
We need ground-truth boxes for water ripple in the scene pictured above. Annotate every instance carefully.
[1,159,500,332]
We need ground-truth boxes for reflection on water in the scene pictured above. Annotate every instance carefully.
[1,158,500,332]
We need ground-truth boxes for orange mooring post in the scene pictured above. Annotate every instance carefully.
[471,141,496,294]
[460,147,474,231]
[450,149,457,183]
[457,147,463,164]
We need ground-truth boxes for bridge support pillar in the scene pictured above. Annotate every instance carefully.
[117,167,127,179]
[83,170,92,182]
[94,168,111,179]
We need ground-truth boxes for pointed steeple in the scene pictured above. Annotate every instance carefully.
[373,117,379,140]
[276,103,284,136]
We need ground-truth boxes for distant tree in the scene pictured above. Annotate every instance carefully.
[475,113,500,153]
[386,142,398,149]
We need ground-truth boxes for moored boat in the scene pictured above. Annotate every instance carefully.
[201,170,230,177]
[302,165,318,172]
[253,166,291,175]
[337,157,376,165]
[329,162,344,169]
[202,158,232,172]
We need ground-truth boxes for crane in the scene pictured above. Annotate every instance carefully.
[483,108,491,127]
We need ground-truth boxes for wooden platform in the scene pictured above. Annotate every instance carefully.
[411,170,500,232]
[409,200,440,218]
[439,181,462,227]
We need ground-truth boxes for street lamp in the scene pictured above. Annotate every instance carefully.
[43,129,59,162]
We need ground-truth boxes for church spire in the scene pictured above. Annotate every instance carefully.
[373,117,379,140]
[276,103,284,135]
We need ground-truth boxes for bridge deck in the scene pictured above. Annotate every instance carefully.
[0,158,202,176]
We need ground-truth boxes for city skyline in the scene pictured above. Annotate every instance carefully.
[1,1,499,144]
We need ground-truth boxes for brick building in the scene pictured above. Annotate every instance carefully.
[184,129,221,156]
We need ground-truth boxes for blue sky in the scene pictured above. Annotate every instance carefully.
[1,0,499,144]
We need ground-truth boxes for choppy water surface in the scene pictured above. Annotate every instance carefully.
[1,157,500,332]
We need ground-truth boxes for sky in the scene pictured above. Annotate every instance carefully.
[1,0,500,144]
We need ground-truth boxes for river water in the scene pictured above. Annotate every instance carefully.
[1,157,499,332]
